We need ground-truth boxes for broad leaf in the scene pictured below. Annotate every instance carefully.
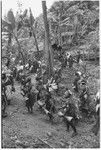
[7,9,15,30]
[17,21,23,31]
[22,9,28,19]
[2,20,12,31]
[24,18,30,27]
[29,8,35,26]
[34,21,38,29]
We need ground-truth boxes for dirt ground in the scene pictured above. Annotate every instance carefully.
[2,62,100,148]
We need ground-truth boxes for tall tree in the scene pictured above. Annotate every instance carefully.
[29,8,40,58]
[42,1,53,78]
[20,8,40,59]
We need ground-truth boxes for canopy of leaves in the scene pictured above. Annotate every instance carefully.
[36,0,99,54]
[2,0,99,62]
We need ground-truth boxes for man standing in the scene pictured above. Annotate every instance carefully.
[73,72,81,93]
[76,51,81,64]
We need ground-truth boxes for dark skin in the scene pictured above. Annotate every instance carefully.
[12,67,17,78]
[79,87,89,113]
[92,98,100,135]
[64,103,77,120]
[45,91,56,121]
[64,89,72,99]
[93,107,100,135]
[25,83,36,113]
[51,43,58,51]
[77,52,81,63]
[31,60,39,73]
[6,59,10,68]
[68,56,74,68]
[25,100,33,113]
[63,103,77,134]
[63,117,77,133]
[37,90,41,101]
[45,92,52,111]
[28,60,32,68]
[73,75,80,92]
[2,80,8,116]
[2,74,15,95]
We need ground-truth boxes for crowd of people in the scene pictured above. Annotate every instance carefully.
[2,45,100,137]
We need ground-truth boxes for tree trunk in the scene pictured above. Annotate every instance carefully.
[83,48,85,62]
[6,42,11,57]
[42,1,54,78]
[13,33,25,65]
[43,35,46,60]
[31,27,40,59]
[58,14,62,46]
[55,26,58,44]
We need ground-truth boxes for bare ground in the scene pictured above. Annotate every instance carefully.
[2,62,100,148]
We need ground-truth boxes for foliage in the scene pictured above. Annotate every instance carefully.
[36,0,99,57]
[2,0,99,64]
[2,7,40,63]
[2,9,26,63]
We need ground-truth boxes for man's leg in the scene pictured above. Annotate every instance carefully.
[30,105,33,113]
[69,119,77,137]
[92,116,100,135]
[27,106,30,113]
[26,100,30,113]
[2,96,7,118]
[66,121,70,132]
[63,118,70,131]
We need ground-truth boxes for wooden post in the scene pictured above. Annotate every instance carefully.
[42,1,53,78]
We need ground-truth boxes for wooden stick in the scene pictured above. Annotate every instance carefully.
[37,138,53,148]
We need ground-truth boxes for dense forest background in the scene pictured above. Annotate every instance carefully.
[2,1,100,148]
[2,0,99,64]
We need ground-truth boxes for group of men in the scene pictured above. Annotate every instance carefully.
[20,68,59,114]
[52,43,81,69]
[2,47,100,137]
[1,58,40,116]
[2,69,15,117]
[51,43,100,136]
[19,65,100,137]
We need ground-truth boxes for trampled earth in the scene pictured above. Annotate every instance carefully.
[2,62,100,148]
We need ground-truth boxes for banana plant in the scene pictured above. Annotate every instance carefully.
[21,8,40,59]
[29,8,40,58]
[2,9,25,64]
